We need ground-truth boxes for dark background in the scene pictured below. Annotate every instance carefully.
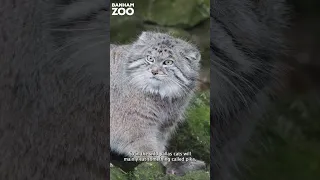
[241,0,320,179]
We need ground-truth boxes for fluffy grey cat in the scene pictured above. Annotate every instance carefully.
[110,32,206,176]
[211,0,289,179]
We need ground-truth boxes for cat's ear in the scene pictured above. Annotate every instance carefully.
[139,32,153,42]
[181,48,201,62]
[134,32,154,48]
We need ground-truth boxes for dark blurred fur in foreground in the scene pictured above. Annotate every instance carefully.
[0,0,109,179]
[211,0,289,179]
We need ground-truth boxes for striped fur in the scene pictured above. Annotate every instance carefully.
[211,0,289,179]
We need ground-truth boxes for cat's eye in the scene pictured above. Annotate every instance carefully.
[163,60,173,65]
[146,55,155,63]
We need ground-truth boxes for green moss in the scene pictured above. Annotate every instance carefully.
[169,91,210,163]
[110,166,129,180]
[131,162,164,180]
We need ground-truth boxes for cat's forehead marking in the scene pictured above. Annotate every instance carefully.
[143,34,188,60]
[149,40,176,59]
[149,46,172,59]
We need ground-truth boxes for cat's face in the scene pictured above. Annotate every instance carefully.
[125,32,201,98]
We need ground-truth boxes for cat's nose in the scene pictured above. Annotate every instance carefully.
[151,67,159,75]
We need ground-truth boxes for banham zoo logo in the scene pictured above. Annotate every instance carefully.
[111,3,135,16]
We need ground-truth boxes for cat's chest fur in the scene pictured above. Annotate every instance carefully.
[121,88,187,125]
[147,95,187,124]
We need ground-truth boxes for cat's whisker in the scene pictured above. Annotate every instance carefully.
[168,79,187,96]
[169,79,193,96]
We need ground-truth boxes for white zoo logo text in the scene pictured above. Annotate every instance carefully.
[111,3,134,16]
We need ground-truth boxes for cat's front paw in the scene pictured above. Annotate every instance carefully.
[165,159,206,176]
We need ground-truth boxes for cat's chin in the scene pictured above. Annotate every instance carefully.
[129,77,187,98]
[142,85,186,99]
[148,78,162,86]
